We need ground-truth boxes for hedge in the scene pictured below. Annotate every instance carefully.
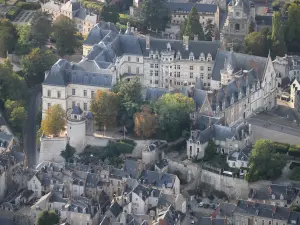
[16,1,41,10]
[288,145,300,157]
[289,167,300,181]
[6,6,21,20]
[273,142,290,154]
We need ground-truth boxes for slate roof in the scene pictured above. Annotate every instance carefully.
[140,170,176,189]
[71,106,83,115]
[195,115,222,131]
[255,15,272,26]
[144,87,170,101]
[156,159,168,170]
[124,158,140,179]
[84,22,118,46]
[164,2,218,13]
[85,173,99,188]
[227,146,252,162]
[201,217,226,225]
[0,132,13,143]
[109,201,122,218]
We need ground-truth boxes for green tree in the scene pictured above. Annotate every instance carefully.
[271,12,286,57]
[15,24,32,55]
[153,93,194,140]
[52,15,81,57]
[90,90,120,128]
[101,4,120,23]
[181,7,204,40]
[5,99,26,135]
[30,12,52,47]
[41,104,66,137]
[21,48,57,87]
[248,20,255,33]
[141,0,170,31]
[36,210,59,225]
[282,2,290,16]
[60,143,76,162]
[246,140,286,182]
[244,32,269,57]
[0,19,17,57]
[204,19,214,41]
[203,140,217,161]
[286,2,300,53]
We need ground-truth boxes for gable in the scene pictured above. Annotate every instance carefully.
[199,94,213,116]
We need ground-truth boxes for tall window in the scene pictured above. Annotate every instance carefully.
[150,71,153,76]
[84,103,87,111]
[155,71,159,76]
[155,64,158,68]
[128,56,131,62]
[72,89,75,95]
[128,66,131,74]
[177,72,180,77]
[200,66,204,71]
[91,91,95,98]
[47,103,51,109]
[208,67,211,71]
[190,72,193,79]
[47,90,51,97]
[190,66,194,70]
[83,90,87,97]
[150,64,154,68]
[136,67,139,75]
[136,57,139,62]
[57,91,61,98]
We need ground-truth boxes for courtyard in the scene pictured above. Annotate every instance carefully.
[13,10,37,24]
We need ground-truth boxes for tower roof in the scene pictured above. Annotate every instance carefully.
[71,106,83,115]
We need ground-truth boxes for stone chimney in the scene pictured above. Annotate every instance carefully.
[183,35,189,51]
[146,35,150,50]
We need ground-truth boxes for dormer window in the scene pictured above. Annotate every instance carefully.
[200,53,205,61]
[189,52,194,61]
[207,53,212,61]
[190,139,192,143]
[197,141,200,145]
[167,43,171,51]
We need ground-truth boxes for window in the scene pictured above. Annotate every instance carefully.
[128,56,131,62]
[136,67,139,75]
[84,90,87,97]
[57,91,61,98]
[150,64,154,68]
[190,66,194,70]
[84,103,87,111]
[208,67,211,71]
[262,220,264,225]
[155,80,159,84]
[47,90,51,97]
[155,55,159,59]
[150,80,152,84]
[170,72,172,77]
[128,66,131,73]
[190,72,193,79]
[177,72,180,77]
[150,54,153,59]
[200,66,204,71]
[155,64,158,68]
[136,57,139,62]
[91,91,95,98]
[177,65,180,70]
[150,71,153,76]
[204,83,206,86]
[200,73,204,79]
[72,89,75,95]
[47,103,51,109]
[155,71,159,76]
[197,148,199,153]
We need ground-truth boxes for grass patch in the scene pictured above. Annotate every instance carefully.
[6,6,20,20]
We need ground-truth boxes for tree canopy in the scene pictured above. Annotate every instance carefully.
[36,210,59,225]
[30,12,52,47]
[0,19,17,57]
[271,11,286,57]
[246,139,286,182]
[21,48,57,87]
[90,90,120,128]
[180,7,204,40]
[204,19,214,41]
[52,15,81,56]
[153,93,194,141]
[244,31,269,57]
[41,104,66,137]
[101,4,120,23]
[285,1,300,53]
[141,0,170,31]
[134,105,157,138]
[60,143,76,162]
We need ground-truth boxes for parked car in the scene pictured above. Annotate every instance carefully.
[191,220,195,224]
[199,202,204,207]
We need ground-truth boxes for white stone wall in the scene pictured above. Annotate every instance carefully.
[39,137,68,164]
[67,120,86,152]
[186,139,208,159]
[0,171,6,201]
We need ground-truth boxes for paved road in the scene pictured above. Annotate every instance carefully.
[23,85,42,168]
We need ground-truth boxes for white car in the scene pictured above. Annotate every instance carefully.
[199,202,204,207]
[191,220,195,224]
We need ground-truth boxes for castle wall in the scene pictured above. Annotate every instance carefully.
[39,137,67,163]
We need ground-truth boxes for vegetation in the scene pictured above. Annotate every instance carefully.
[60,144,76,162]
[288,145,300,158]
[204,19,214,41]
[21,48,57,87]
[30,12,52,47]
[244,32,269,57]
[289,167,300,181]
[41,104,66,137]
[101,4,120,23]
[16,1,40,9]
[134,105,158,138]
[271,11,286,57]
[273,142,290,154]
[36,210,59,225]
[203,140,217,161]
[6,6,20,20]
[153,93,194,141]
[285,1,300,53]
[180,7,204,40]
[52,15,81,57]
[246,140,286,182]
[141,0,170,31]
[90,90,120,128]
[0,19,17,57]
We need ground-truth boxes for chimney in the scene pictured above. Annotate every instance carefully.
[194,34,198,41]
[146,35,150,50]
[210,216,213,225]
[183,35,189,50]
[131,27,135,33]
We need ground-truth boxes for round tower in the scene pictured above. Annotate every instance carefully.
[67,106,86,153]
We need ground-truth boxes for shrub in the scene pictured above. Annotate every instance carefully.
[288,145,300,158]
[289,167,300,181]
[273,142,290,154]
[290,162,300,170]
[6,7,21,20]
[120,139,137,147]
[16,1,41,10]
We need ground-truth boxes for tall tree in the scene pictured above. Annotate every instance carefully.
[15,24,32,55]
[41,104,66,137]
[21,48,57,87]
[5,99,26,135]
[244,32,269,57]
[286,2,300,53]
[181,7,204,40]
[248,20,255,33]
[204,19,214,41]
[90,90,120,128]
[30,12,52,47]
[36,210,59,225]
[153,93,194,140]
[0,19,17,57]
[60,143,76,162]
[52,15,81,57]
[134,105,157,138]
[141,0,170,31]
[101,4,120,23]
[271,11,286,57]
[245,140,286,182]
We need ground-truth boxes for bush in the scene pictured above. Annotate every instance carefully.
[290,162,300,170]
[16,1,41,10]
[288,145,300,158]
[6,7,21,20]
[273,142,290,154]
[289,167,300,181]
[120,139,137,147]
